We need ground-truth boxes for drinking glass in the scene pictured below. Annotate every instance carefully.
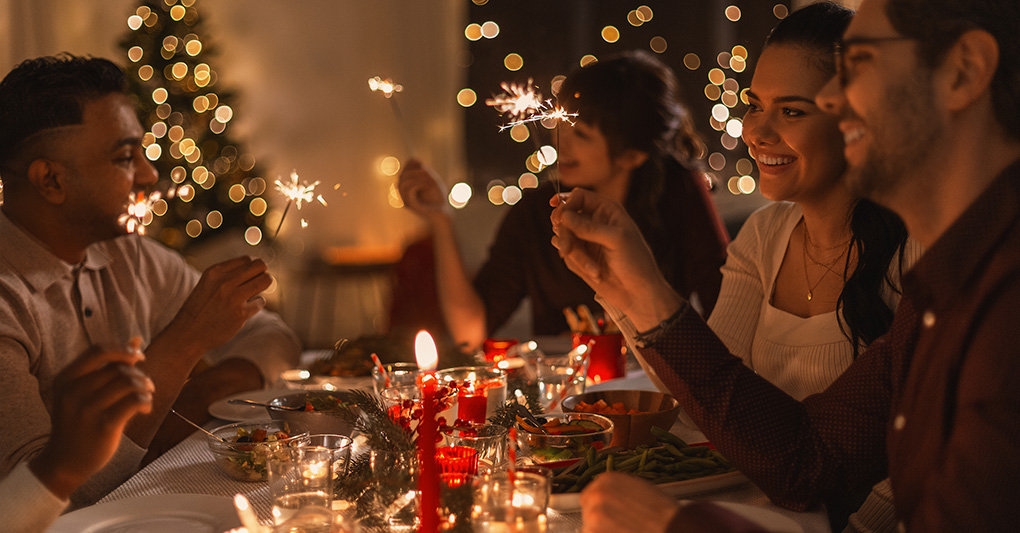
[471,469,550,532]
[372,362,419,397]
[267,445,333,531]
[305,434,352,481]
[535,355,586,412]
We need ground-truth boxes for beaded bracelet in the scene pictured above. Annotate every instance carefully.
[634,301,687,348]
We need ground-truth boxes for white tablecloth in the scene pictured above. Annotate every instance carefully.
[96,370,831,532]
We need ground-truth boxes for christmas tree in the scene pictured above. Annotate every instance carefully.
[119,0,267,251]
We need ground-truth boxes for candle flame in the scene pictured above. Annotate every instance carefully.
[414,330,438,371]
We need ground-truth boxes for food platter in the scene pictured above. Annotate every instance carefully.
[548,469,749,511]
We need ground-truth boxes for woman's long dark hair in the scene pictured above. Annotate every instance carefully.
[557,50,707,291]
[767,2,909,357]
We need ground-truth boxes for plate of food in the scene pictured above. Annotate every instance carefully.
[47,494,241,532]
[547,429,748,511]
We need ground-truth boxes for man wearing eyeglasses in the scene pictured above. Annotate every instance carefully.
[557,0,1020,531]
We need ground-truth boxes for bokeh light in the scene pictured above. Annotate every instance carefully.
[709,152,726,171]
[736,158,754,175]
[774,4,790,19]
[510,124,530,143]
[725,5,742,22]
[504,53,523,71]
[649,36,667,54]
[249,197,267,216]
[580,55,597,67]
[684,53,701,70]
[487,184,505,205]
[465,23,482,41]
[738,175,756,194]
[503,185,523,205]
[481,21,500,39]
[602,26,620,43]
[457,88,477,107]
[636,5,654,21]
[244,226,262,246]
[206,210,223,228]
[185,219,202,238]
[519,172,539,188]
[380,156,401,176]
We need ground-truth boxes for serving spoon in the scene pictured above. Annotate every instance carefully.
[226,398,303,411]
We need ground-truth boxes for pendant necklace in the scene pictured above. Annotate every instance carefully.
[801,225,849,301]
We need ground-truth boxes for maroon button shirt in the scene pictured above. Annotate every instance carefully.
[641,159,1020,531]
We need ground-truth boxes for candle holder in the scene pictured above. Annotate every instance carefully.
[482,338,519,363]
[443,424,510,473]
[379,384,457,437]
[435,366,508,425]
[571,332,625,384]
[435,445,479,477]
[471,469,550,530]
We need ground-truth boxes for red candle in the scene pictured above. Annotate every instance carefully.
[457,388,488,424]
[415,331,440,533]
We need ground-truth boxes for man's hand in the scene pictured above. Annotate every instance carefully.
[550,190,684,331]
[397,158,452,227]
[580,472,681,533]
[168,256,272,355]
[29,341,154,500]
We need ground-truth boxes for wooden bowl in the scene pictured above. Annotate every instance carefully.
[562,390,681,448]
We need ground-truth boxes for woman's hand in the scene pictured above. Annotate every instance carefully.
[397,158,452,227]
[550,189,684,331]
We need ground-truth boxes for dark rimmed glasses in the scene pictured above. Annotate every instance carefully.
[834,36,915,87]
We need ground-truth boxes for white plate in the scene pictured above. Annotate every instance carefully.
[690,501,803,533]
[47,494,241,533]
[208,388,286,421]
[549,470,749,511]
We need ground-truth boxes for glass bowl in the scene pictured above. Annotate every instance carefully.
[267,391,357,435]
[206,418,308,482]
[515,413,613,467]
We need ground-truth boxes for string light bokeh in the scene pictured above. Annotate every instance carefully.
[121,0,268,249]
[453,2,791,211]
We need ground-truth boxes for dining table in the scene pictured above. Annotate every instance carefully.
[82,354,831,533]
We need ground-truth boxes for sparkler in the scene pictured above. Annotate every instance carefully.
[487,80,577,194]
[369,76,417,157]
[119,190,165,235]
[273,169,326,239]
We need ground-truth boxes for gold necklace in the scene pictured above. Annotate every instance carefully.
[801,225,848,301]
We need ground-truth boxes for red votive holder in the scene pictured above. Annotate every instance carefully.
[457,390,488,424]
[440,472,469,488]
[483,338,519,363]
[436,445,479,476]
[572,332,625,383]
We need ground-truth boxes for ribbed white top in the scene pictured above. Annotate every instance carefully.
[708,202,923,400]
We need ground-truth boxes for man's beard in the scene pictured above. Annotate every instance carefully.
[845,69,942,203]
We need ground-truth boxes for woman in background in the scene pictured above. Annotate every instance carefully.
[398,50,728,351]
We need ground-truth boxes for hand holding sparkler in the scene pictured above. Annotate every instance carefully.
[396,159,452,227]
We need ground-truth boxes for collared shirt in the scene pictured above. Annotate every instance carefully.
[0,211,300,505]
[637,159,1020,531]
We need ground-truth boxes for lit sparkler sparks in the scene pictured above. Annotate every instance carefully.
[498,106,577,132]
[486,79,577,132]
[119,191,163,235]
[485,79,544,118]
[273,170,326,238]
[368,76,403,98]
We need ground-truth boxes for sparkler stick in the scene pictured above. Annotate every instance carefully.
[369,76,417,157]
[272,170,326,239]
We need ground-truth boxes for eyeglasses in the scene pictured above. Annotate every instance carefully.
[834,36,915,87]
